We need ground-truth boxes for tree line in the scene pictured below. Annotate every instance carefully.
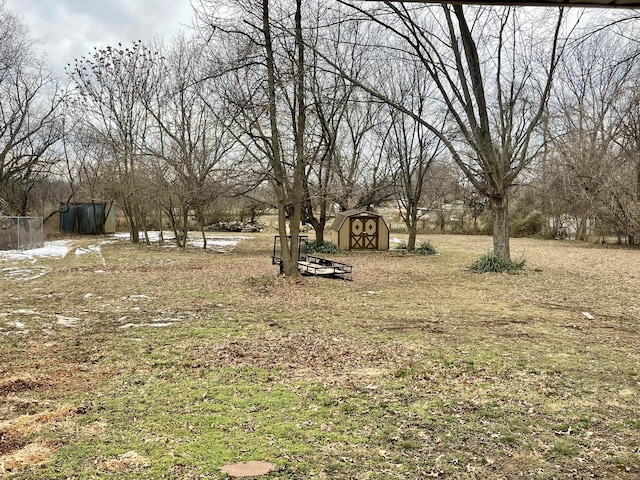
[1,0,640,274]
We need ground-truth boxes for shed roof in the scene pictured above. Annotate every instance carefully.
[331,209,386,232]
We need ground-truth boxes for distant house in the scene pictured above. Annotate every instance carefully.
[331,209,390,251]
[59,202,116,234]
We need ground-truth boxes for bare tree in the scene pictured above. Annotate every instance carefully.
[542,28,638,241]
[302,5,392,243]
[197,0,308,276]
[378,60,446,250]
[605,90,640,243]
[334,2,568,261]
[0,4,67,216]
[331,90,391,212]
[67,41,160,243]
[142,34,238,248]
[302,31,356,244]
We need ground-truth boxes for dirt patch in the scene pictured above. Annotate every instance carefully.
[0,435,26,456]
[0,404,77,438]
[0,375,40,396]
[221,460,277,478]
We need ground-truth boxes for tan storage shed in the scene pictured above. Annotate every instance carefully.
[331,209,390,251]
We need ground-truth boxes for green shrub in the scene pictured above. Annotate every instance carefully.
[511,212,547,237]
[305,240,344,255]
[469,251,526,273]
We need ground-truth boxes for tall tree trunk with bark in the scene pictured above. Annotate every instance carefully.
[490,194,510,261]
[262,0,306,277]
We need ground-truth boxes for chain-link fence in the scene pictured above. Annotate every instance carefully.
[0,216,44,250]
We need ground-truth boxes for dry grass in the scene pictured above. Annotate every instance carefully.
[0,233,639,479]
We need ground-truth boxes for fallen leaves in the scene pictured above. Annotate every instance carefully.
[0,440,56,474]
[0,404,79,475]
[97,450,150,473]
[208,331,417,384]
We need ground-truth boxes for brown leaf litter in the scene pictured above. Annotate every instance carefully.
[0,400,78,475]
[96,450,150,473]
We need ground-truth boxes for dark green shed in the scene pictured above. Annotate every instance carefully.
[59,202,116,234]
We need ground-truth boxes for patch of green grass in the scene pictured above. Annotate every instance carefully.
[607,451,640,471]
[245,274,276,288]
[547,439,580,459]
[33,369,363,478]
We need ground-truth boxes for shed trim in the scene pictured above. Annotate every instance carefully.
[331,209,383,232]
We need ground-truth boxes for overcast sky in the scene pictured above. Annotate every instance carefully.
[5,0,195,77]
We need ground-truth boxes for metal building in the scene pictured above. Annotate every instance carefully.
[59,202,116,235]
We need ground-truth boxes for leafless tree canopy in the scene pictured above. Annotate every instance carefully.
[0,4,66,216]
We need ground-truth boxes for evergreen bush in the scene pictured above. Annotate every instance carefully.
[511,212,547,237]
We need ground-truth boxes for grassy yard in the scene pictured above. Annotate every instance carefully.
[1,233,639,479]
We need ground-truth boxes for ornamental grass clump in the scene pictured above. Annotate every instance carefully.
[469,251,526,273]
[394,240,409,251]
[414,240,438,255]
[394,240,438,255]
[305,240,344,255]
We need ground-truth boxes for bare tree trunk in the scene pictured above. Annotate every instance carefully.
[124,202,140,243]
[197,208,208,249]
[402,202,419,251]
[312,223,325,245]
[407,224,417,251]
[490,194,510,260]
[139,206,150,245]
[288,0,306,274]
[262,0,306,277]
[180,207,189,247]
